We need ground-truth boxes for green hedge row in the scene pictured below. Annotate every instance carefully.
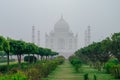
[0,56,65,80]
[69,55,82,72]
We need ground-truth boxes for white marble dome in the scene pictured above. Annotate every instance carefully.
[54,16,69,32]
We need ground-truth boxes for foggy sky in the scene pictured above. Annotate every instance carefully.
[0,0,120,48]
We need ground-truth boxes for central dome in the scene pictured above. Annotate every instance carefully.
[54,16,69,32]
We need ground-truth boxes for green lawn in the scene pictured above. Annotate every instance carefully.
[42,60,119,80]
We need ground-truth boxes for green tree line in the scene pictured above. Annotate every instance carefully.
[75,32,120,66]
[0,35,58,69]
[74,32,120,78]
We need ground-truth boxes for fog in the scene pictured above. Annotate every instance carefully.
[0,0,120,48]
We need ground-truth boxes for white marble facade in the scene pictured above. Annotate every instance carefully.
[45,16,78,58]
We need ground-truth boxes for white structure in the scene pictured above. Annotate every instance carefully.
[45,16,78,58]
[84,26,91,47]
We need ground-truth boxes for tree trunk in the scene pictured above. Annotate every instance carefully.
[17,54,21,69]
[37,54,39,60]
[33,54,35,63]
[28,54,30,63]
[41,56,43,61]
[7,52,9,71]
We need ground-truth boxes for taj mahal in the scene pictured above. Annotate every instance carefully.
[45,16,78,58]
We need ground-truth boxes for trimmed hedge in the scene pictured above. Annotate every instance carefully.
[0,71,27,80]
[0,56,65,80]
[69,55,82,72]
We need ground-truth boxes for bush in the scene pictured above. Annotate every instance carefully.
[0,56,65,80]
[111,64,120,79]
[105,57,120,79]
[0,71,27,80]
[55,56,65,65]
[69,55,82,72]
[27,68,41,80]
[105,57,119,73]
[0,63,28,73]
[24,56,37,63]
[84,73,89,80]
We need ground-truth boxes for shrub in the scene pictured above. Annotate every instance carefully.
[111,64,120,79]
[0,71,27,80]
[94,74,97,80]
[105,57,119,73]
[84,73,89,80]
[55,56,65,65]
[69,55,82,72]
[0,63,28,73]
[27,68,40,80]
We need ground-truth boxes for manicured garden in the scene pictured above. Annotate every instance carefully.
[42,60,119,80]
[0,35,65,80]
[0,32,120,80]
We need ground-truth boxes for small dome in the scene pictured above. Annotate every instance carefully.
[54,16,69,32]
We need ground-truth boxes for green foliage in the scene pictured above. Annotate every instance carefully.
[84,73,89,80]
[94,74,97,80]
[55,56,65,65]
[0,36,6,51]
[104,57,120,79]
[0,34,60,80]
[27,67,40,80]
[24,56,37,63]
[69,55,82,72]
[0,63,28,73]
[0,71,27,80]
[0,56,65,80]
[105,57,119,73]
[111,64,120,78]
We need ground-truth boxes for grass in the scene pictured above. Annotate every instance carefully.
[42,60,83,80]
[42,60,119,80]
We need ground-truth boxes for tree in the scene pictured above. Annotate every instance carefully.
[38,47,45,60]
[0,36,5,51]
[44,48,52,60]
[9,39,26,68]
[3,40,10,70]
[111,32,120,61]
[25,43,36,63]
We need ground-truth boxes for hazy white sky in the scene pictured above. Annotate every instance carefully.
[0,0,120,48]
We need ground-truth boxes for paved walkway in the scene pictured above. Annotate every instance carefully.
[42,60,83,80]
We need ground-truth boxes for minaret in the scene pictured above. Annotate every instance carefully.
[87,26,91,45]
[37,30,40,46]
[84,26,91,46]
[84,30,87,46]
[32,25,35,43]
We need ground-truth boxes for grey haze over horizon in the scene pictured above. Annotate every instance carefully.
[0,0,120,48]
